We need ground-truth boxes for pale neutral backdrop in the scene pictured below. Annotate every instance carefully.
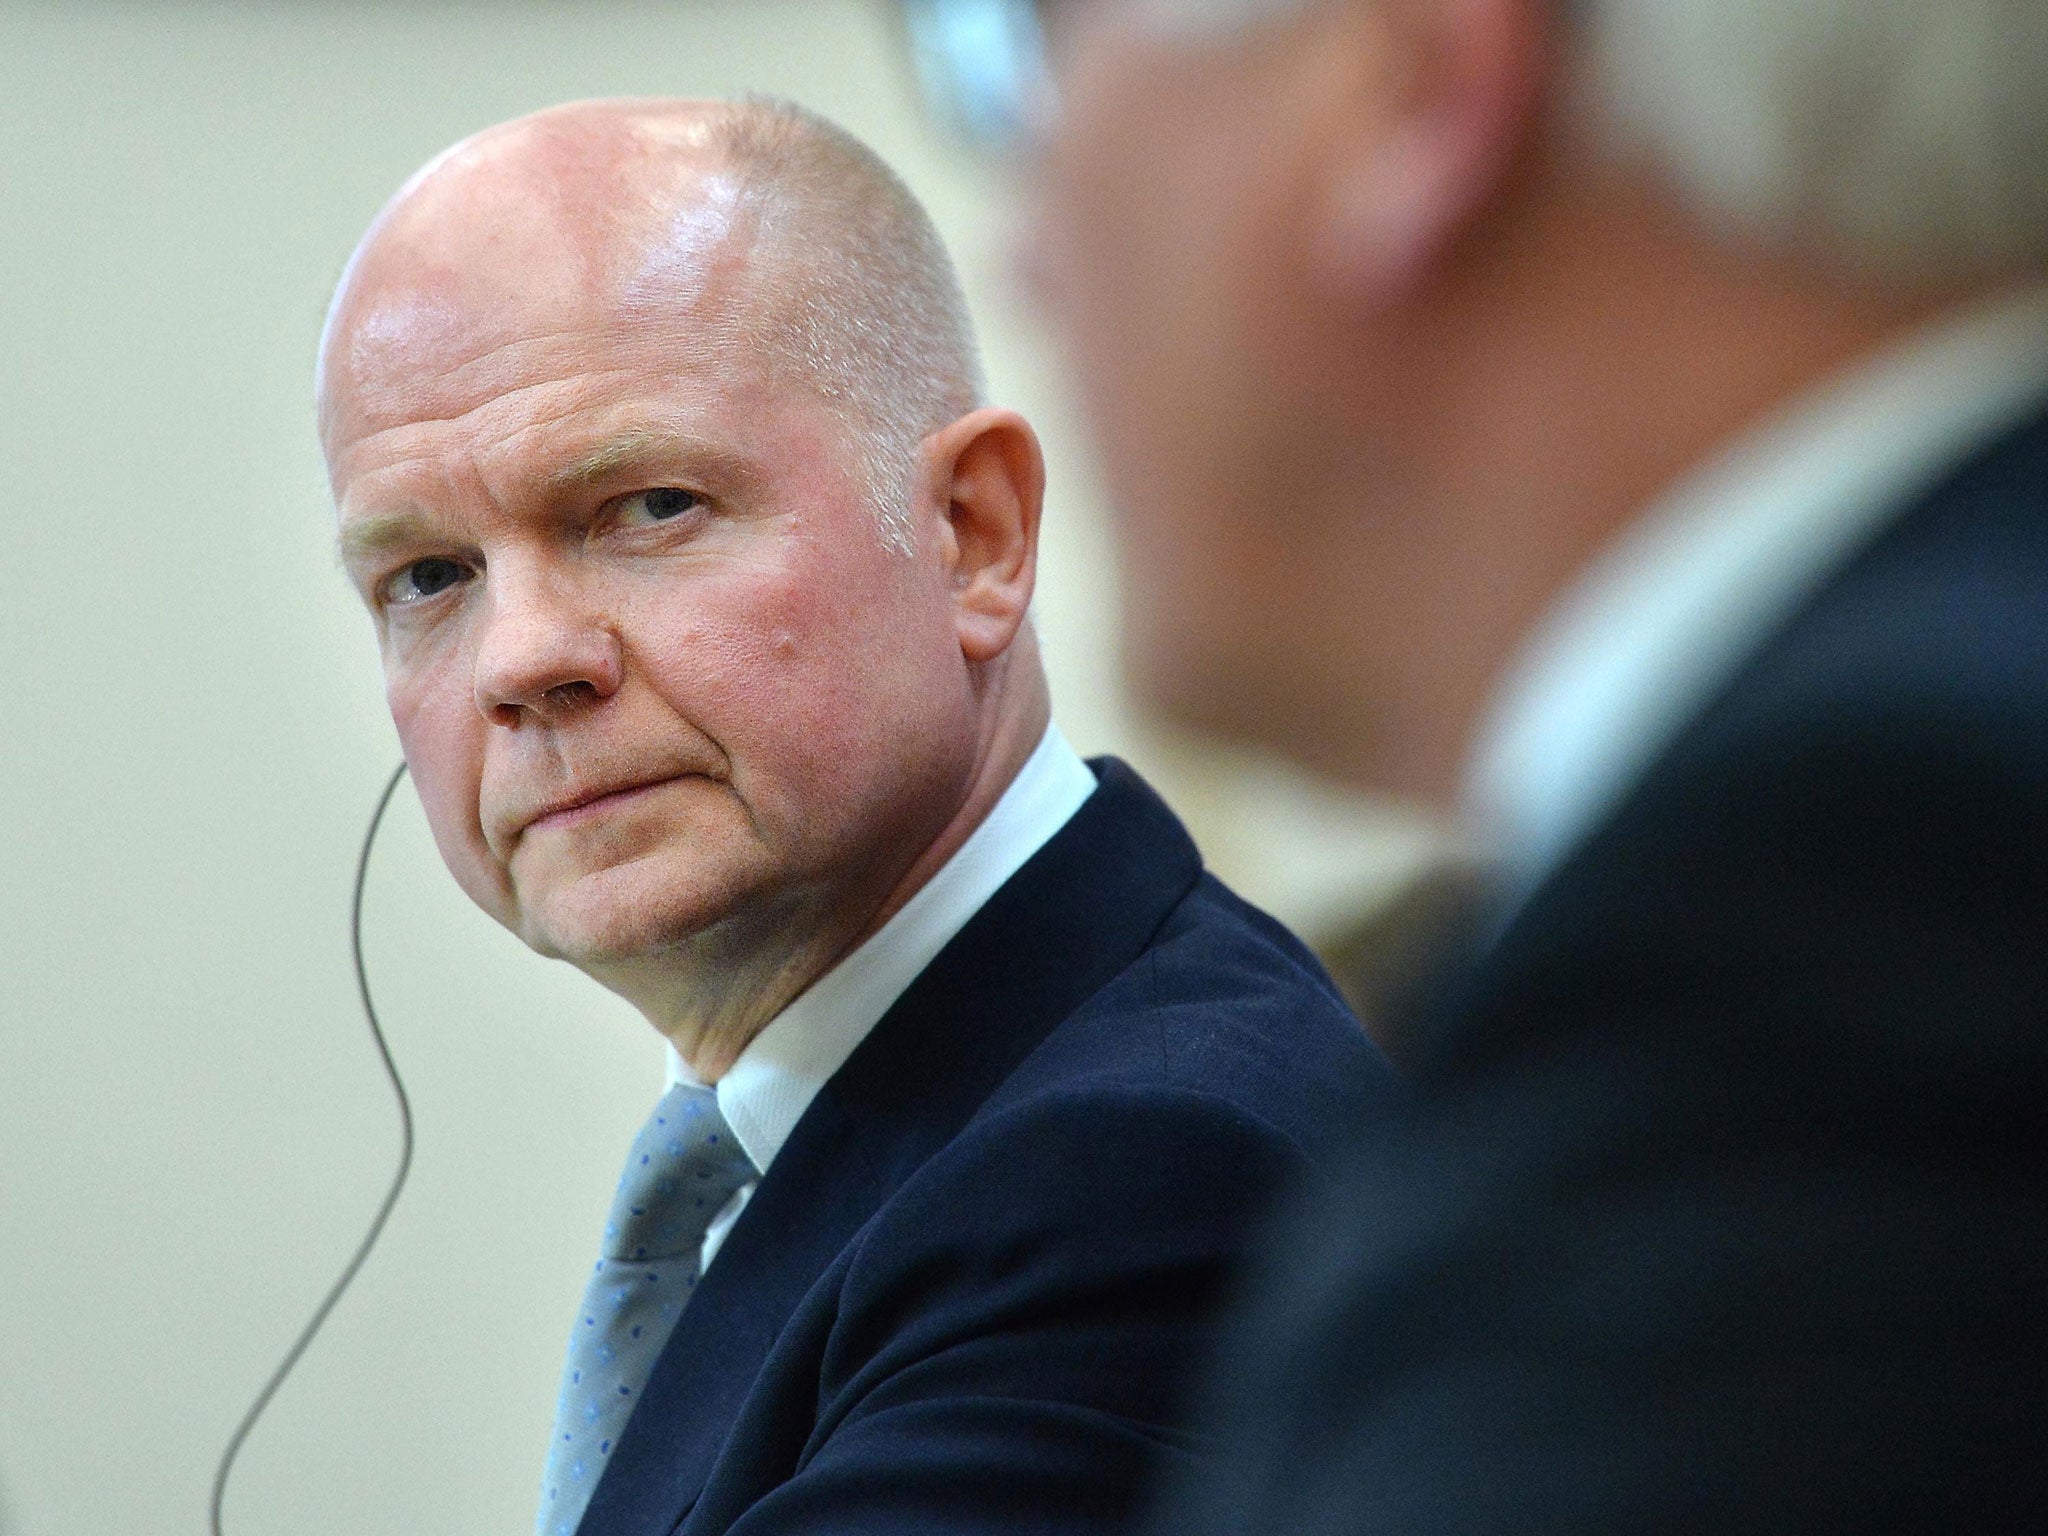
[0,4,1433,1532]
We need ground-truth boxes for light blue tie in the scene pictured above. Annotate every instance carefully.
[537,1083,756,1536]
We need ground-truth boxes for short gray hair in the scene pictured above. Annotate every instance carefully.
[1152,0,2048,279]
[1575,0,2048,279]
[705,100,987,552]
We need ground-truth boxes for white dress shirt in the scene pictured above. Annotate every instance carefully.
[1463,283,2048,904]
[666,723,1098,1272]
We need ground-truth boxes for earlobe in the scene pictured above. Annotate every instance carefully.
[1307,0,1550,307]
[924,407,1045,665]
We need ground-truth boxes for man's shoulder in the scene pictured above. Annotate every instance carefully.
[1604,398,2048,898]
[1182,409,2048,1536]
[1440,405,2048,1094]
[824,867,1394,1387]
[913,753,1395,1140]
[979,868,1397,1151]
[1697,397,2048,772]
[792,862,1397,1509]
[843,859,1397,1286]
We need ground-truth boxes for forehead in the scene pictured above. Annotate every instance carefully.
[321,131,774,459]
[325,312,794,528]
[336,301,752,458]
[317,282,856,561]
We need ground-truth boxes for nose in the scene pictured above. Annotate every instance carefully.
[472,561,623,725]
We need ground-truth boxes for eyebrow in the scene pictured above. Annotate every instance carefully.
[546,426,762,496]
[334,427,766,573]
[336,509,435,573]
[551,428,675,487]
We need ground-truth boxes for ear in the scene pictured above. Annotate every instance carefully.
[1307,0,1552,305]
[921,407,1045,665]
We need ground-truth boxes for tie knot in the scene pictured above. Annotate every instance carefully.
[600,1083,756,1263]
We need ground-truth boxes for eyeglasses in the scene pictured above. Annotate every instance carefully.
[898,0,1056,153]
[899,2,1311,151]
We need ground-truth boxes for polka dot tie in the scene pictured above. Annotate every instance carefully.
[537,1083,756,1536]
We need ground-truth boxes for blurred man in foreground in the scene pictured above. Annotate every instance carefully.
[317,97,1392,1536]
[945,0,2048,1527]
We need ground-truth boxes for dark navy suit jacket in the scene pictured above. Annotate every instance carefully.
[1159,405,2048,1533]
[577,759,1398,1535]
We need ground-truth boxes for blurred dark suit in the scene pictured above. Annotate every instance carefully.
[1160,400,2048,1533]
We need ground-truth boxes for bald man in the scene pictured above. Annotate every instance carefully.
[317,98,1393,1536]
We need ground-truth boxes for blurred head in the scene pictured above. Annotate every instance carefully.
[319,98,1048,1056]
[1017,0,2048,801]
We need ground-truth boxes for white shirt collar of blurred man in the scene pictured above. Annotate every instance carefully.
[1466,281,2048,900]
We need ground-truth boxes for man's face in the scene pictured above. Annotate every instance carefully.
[323,206,980,975]
[1026,6,1365,765]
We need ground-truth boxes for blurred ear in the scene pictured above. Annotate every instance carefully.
[922,407,1044,665]
[1306,0,1552,305]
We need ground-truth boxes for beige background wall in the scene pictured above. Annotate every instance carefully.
[0,4,1431,1532]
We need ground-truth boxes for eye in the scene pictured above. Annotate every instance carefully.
[379,556,473,607]
[614,487,704,526]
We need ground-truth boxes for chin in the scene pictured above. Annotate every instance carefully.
[1130,632,1268,741]
[511,853,755,968]
[1135,636,1393,792]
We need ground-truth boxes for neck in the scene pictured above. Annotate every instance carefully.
[844,627,1055,952]
[601,632,1053,1083]
[1315,157,1973,805]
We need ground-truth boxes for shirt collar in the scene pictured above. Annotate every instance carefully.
[1463,282,2048,901]
[668,722,1098,1176]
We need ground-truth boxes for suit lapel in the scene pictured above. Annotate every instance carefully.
[577,759,1203,1536]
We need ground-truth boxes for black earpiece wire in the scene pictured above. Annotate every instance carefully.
[209,761,414,1536]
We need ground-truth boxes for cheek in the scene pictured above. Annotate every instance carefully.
[629,541,965,802]
[625,563,829,767]
[386,664,510,916]
[1041,130,1256,533]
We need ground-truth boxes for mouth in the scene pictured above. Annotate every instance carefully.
[519,775,685,838]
